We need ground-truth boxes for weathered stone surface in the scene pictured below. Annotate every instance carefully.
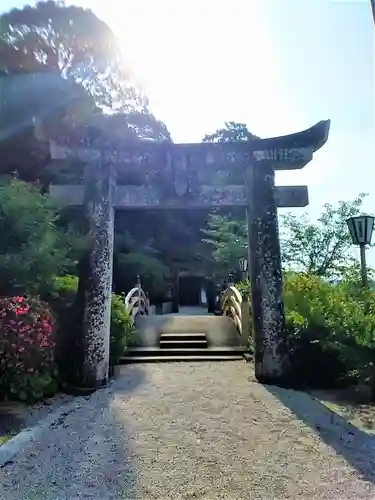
[50,184,309,208]
[252,147,313,170]
[80,162,115,388]
[49,120,330,173]
[274,185,309,207]
[50,140,251,170]
[246,163,291,384]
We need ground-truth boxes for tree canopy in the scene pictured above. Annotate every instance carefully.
[0,1,171,182]
[0,0,144,111]
[203,192,370,280]
[202,121,259,143]
[280,193,369,278]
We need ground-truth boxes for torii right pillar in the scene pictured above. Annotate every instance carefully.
[246,120,331,386]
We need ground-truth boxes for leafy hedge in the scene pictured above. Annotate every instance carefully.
[237,273,375,389]
[0,296,58,402]
[284,272,375,388]
[0,179,81,297]
[49,276,134,372]
[110,293,134,365]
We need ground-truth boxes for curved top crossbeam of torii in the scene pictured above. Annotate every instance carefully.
[48,119,331,174]
[251,119,330,153]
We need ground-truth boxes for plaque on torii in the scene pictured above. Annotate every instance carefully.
[48,119,330,388]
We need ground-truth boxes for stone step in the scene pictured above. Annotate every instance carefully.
[124,346,244,358]
[160,339,208,349]
[160,332,207,342]
[120,355,244,363]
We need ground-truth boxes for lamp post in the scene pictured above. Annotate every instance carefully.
[136,274,142,303]
[346,215,375,287]
[239,257,248,281]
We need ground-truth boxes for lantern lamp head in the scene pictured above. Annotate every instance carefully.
[346,215,375,246]
[239,257,248,272]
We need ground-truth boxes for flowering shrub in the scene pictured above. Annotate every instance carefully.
[0,296,58,402]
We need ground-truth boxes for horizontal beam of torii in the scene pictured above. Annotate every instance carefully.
[50,184,309,209]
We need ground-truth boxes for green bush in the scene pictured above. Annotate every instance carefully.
[0,180,80,296]
[48,276,134,371]
[235,280,251,299]
[284,272,375,388]
[0,296,58,402]
[110,293,134,366]
[235,273,375,389]
[50,275,79,301]
[47,275,78,319]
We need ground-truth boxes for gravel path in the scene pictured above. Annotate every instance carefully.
[0,394,76,440]
[1,361,375,499]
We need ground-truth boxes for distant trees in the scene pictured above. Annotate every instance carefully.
[280,194,368,278]
[202,192,369,280]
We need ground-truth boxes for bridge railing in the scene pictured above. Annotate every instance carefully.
[221,285,243,334]
[124,276,150,325]
[220,284,252,351]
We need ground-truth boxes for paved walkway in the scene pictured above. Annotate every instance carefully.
[2,362,375,499]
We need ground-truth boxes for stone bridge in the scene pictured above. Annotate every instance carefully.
[122,283,249,363]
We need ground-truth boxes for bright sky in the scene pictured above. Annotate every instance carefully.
[2,0,375,261]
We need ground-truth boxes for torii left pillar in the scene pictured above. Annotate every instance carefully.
[79,162,115,388]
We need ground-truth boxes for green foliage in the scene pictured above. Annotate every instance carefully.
[8,372,58,403]
[0,2,172,187]
[0,180,80,296]
[110,293,134,366]
[281,193,369,278]
[46,275,78,331]
[234,272,375,389]
[0,296,58,402]
[235,279,251,299]
[116,252,168,295]
[284,272,375,388]
[50,275,79,301]
[202,121,259,143]
[202,193,370,282]
[0,0,142,111]
[339,263,375,298]
[47,276,134,369]
[202,212,247,275]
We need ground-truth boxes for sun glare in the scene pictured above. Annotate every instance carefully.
[87,0,298,143]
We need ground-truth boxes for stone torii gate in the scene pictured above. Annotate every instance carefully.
[48,119,330,389]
